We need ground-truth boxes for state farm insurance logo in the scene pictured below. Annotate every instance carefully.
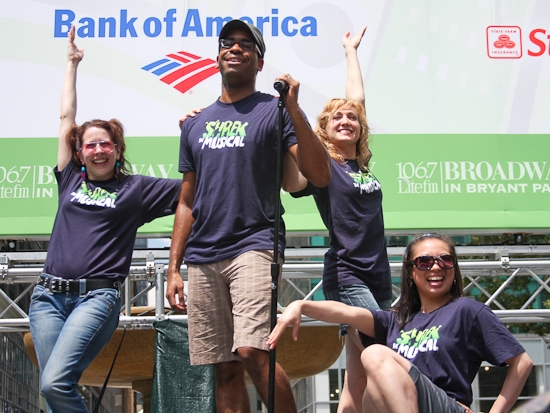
[486,26,522,58]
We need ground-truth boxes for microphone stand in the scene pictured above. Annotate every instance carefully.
[268,81,287,413]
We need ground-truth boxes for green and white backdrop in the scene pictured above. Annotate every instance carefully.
[0,0,548,237]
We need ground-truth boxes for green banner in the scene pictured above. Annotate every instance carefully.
[0,137,181,237]
[1,134,549,237]
[284,134,550,232]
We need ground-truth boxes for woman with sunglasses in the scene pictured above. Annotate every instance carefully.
[268,233,533,413]
[28,25,181,413]
[281,27,392,413]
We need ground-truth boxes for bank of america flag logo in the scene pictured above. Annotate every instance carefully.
[142,51,219,93]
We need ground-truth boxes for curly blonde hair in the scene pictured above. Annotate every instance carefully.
[314,98,371,170]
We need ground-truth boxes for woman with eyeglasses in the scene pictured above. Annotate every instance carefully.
[28,25,181,413]
[281,27,392,413]
[268,233,533,413]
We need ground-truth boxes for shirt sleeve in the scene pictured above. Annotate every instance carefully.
[468,304,526,366]
[55,162,79,196]
[179,120,196,173]
[290,181,317,198]
[358,309,392,347]
[139,176,182,224]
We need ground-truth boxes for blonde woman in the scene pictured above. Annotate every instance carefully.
[282,27,392,413]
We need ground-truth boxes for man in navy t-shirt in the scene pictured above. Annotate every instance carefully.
[166,19,331,412]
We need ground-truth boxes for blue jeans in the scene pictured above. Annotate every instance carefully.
[324,284,391,337]
[29,280,121,413]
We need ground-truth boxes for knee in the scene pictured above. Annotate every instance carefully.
[235,347,270,380]
[215,361,245,386]
[236,346,269,370]
[40,376,53,397]
[360,344,393,372]
[236,346,261,361]
[40,372,65,400]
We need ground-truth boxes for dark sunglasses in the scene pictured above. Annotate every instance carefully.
[219,38,261,55]
[81,140,117,154]
[408,254,456,270]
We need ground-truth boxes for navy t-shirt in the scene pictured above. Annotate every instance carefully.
[43,162,181,282]
[292,159,391,301]
[367,297,525,406]
[179,92,298,264]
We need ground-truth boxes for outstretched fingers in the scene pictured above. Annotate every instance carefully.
[267,307,302,350]
[67,25,84,63]
[343,26,367,50]
[267,323,284,350]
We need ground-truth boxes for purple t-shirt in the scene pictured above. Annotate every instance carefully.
[179,92,298,264]
[367,297,525,405]
[292,159,391,301]
[43,162,181,282]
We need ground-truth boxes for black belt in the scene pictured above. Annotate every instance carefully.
[38,274,119,293]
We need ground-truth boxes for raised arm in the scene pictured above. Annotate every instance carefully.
[488,352,533,413]
[58,25,84,170]
[267,299,375,349]
[276,74,331,188]
[344,26,366,106]
[280,28,367,191]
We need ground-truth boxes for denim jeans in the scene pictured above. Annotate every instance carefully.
[324,284,391,337]
[29,280,121,413]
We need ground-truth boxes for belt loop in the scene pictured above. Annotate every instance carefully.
[79,279,86,296]
[40,273,52,290]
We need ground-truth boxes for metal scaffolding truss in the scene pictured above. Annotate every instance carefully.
[1,244,550,332]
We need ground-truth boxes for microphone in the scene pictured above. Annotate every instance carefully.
[274,79,288,94]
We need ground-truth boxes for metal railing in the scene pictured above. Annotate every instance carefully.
[2,245,550,332]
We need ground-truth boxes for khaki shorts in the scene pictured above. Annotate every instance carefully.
[187,250,282,366]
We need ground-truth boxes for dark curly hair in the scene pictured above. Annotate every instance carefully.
[66,118,131,179]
